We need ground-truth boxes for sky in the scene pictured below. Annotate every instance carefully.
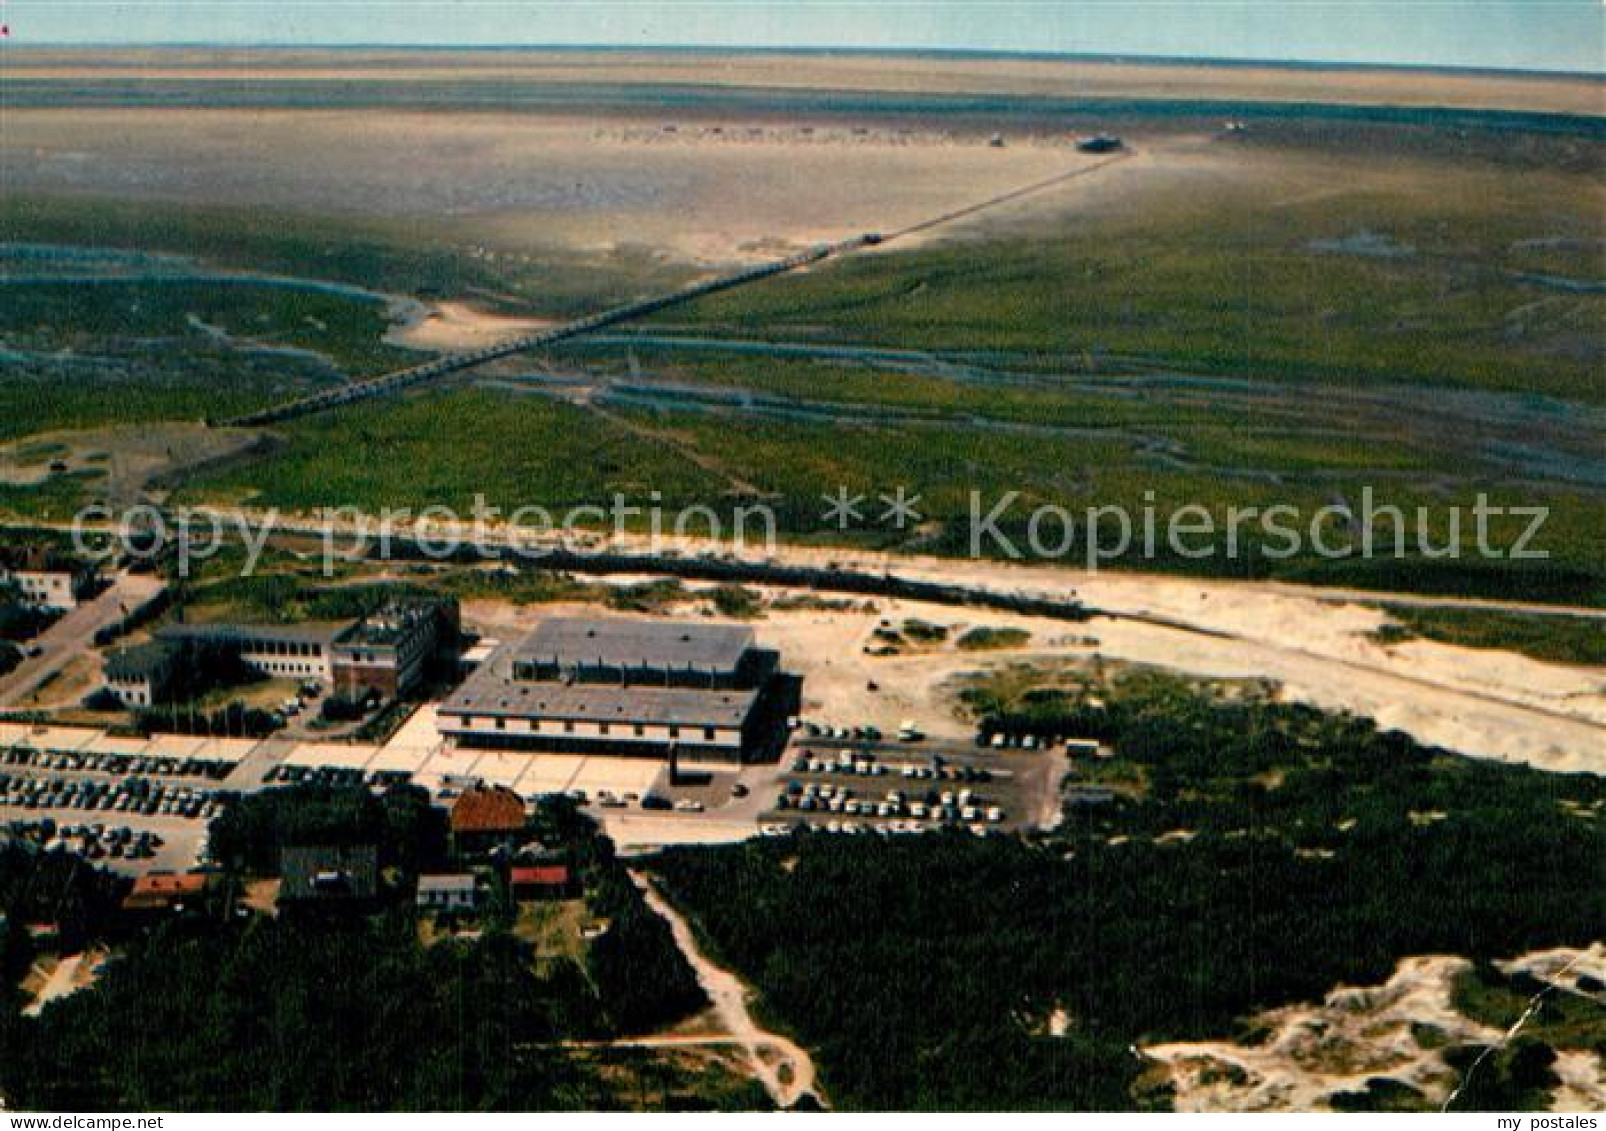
[4,1,1603,74]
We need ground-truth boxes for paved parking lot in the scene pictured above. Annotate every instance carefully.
[763,742,1056,835]
[0,733,239,875]
[3,810,210,876]
[2,704,1075,868]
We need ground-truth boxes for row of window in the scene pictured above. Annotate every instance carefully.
[337,650,395,666]
[457,716,723,742]
[243,640,324,659]
[254,661,323,677]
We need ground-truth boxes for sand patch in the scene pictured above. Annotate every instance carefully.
[384,300,555,352]
[2,109,1095,266]
[1145,946,1606,1112]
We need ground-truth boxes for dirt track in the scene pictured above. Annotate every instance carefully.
[631,871,821,1109]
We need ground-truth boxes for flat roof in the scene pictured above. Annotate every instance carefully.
[339,603,439,648]
[418,874,477,893]
[162,620,352,647]
[105,640,179,681]
[515,616,754,672]
[442,645,758,729]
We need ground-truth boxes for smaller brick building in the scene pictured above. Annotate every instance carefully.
[330,599,458,701]
[120,872,213,916]
[449,785,528,856]
[510,864,576,902]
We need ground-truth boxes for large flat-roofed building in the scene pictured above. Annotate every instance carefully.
[156,598,457,699]
[437,617,800,764]
[160,621,348,682]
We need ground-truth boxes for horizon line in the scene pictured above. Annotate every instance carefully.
[3,42,1602,82]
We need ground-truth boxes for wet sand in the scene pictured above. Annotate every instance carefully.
[6,48,1601,116]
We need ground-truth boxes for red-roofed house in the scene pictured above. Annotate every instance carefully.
[449,785,528,856]
[510,864,576,901]
[121,872,213,915]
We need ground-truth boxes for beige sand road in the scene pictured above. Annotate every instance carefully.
[22,954,84,1019]
[631,871,822,1109]
[599,812,757,852]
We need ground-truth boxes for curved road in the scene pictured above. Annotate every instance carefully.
[630,870,822,1110]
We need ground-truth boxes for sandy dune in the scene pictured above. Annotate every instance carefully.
[1146,945,1606,1112]
[440,528,1606,775]
[384,300,554,351]
[513,527,1606,774]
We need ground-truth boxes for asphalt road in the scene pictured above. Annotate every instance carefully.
[0,571,165,710]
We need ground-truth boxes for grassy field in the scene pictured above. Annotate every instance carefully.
[0,473,103,523]
[0,194,696,319]
[168,384,1606,603]
[649,151,1604,404]
[180,387,727,514]
[0,276,412,442]
[1376,605,1606,666]
[6,129,1602,606]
